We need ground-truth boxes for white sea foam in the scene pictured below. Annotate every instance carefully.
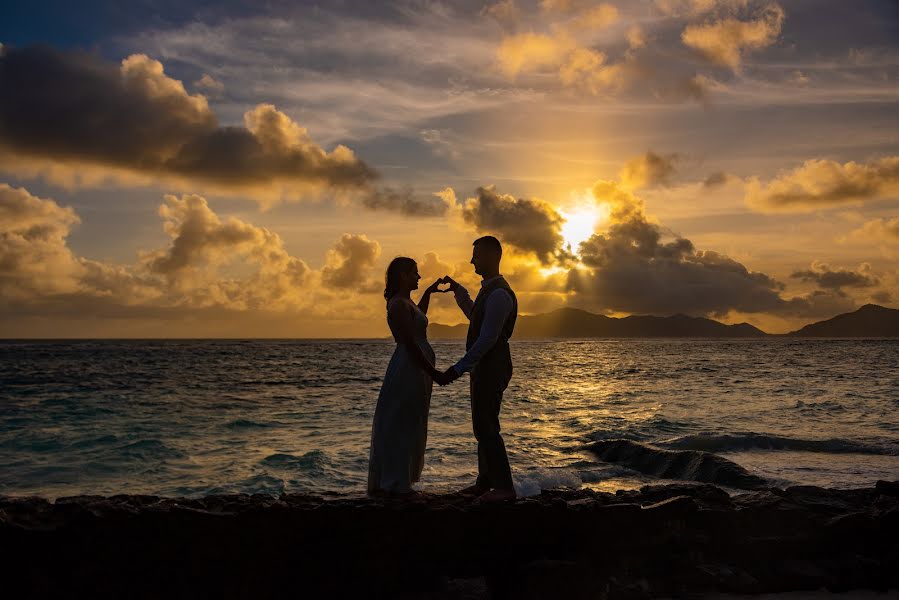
[513,468,583,497]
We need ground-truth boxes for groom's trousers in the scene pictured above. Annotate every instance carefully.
[470,360,514,491]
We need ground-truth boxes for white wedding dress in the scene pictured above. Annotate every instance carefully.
[367,298,434,494]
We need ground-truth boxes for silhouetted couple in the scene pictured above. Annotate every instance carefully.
[367,236,518,503]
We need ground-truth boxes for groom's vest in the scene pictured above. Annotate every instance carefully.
[466,277,518,374]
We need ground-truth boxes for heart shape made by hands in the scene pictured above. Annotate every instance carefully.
[435,282,452,293]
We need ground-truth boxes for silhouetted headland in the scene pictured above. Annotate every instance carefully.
[2,481,897,599]
[429,304,899,338]
[789,303,899,337]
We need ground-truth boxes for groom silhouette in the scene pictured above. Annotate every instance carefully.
[438,236,518,503]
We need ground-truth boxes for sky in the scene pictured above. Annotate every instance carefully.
[1,0,897,337]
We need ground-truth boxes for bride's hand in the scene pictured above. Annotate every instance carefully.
[439,275,461,292]
[424,278,450,295]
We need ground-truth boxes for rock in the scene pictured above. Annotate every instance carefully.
[585,440,770,490]
[0,483,897,599]
[876,480,899,496]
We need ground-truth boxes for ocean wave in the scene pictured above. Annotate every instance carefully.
[225,419,274,430]
[588,416,692,442]
[513,467,583,497]
[586,439,769,490]
[116,439,187,460]
[261,450,331,471]
[660,432,899,456]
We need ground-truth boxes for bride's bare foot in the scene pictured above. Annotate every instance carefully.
[476,488,517,504]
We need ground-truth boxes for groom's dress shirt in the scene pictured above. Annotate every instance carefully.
[452,275,513,375]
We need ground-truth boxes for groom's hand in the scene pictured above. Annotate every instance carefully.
[439,366,460,385]
[440,275,461,293]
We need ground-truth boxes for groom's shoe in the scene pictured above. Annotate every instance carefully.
[476,488,517,504]
[458,484,489,496]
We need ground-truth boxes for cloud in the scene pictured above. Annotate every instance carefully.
[0,183,400,324]
[569,4,619,31]
[496,32,576,78]
[619,151,679,189]
[745,156,899,212]
[321,233,381,290]
[483,0,520,27]
[566,174,860,319]
[569,179,792,315]
[417,251,453,281]
[360,186,455,217]
[681,4,784,70]
[194,73,224,97]
[655,0,749,17]
[142,194,312,309]
[703,171,735,188]
[0,184,83,298]
[790,261,879,290]
[461,185,565,265]
[626,25,647,50]
[0,46,375,200]
[847,217,899,243]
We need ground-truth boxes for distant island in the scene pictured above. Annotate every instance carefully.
[428,304,899,338]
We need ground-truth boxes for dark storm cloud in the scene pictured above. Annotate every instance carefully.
[569,179,842,318]
[572,216,790,316]
[790,262,879,290]
[0,46,376,193]
[461,185,564,264]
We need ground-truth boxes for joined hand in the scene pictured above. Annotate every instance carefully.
[434,367,460,386]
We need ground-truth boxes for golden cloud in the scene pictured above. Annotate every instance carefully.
[681,4,784,70]
[0,184,83,298]
[143,194,313,310]
[847,217,899,243]
[321,233,382,290]
[745,156,899,212]
[496,32,576,78]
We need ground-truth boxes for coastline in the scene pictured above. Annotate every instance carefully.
[3,481,897,599]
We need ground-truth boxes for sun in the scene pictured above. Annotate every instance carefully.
[560,204,608,251]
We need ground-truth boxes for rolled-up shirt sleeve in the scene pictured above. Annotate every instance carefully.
[453,289,512,375]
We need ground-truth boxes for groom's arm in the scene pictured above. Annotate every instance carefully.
[453,285,474,319]
[452,290,512,375]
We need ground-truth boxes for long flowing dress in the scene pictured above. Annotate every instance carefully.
[367,298,434,494]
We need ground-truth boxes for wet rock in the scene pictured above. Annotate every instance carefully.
[585,440,770,490]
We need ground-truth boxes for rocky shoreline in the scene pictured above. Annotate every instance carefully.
[2,481,898,599]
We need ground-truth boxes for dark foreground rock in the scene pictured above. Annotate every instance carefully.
[2,482,898,599]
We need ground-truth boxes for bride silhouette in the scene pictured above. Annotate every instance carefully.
[367,257,445,496]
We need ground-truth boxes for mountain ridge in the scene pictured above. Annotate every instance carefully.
[427,304,899,339]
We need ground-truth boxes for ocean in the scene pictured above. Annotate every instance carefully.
[1,339,897,500]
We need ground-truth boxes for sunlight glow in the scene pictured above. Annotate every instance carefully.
[560,204,608,251]
[539,265,567,278]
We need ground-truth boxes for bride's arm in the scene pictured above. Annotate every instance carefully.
[417,279,444,315]
[388,300,441,379]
